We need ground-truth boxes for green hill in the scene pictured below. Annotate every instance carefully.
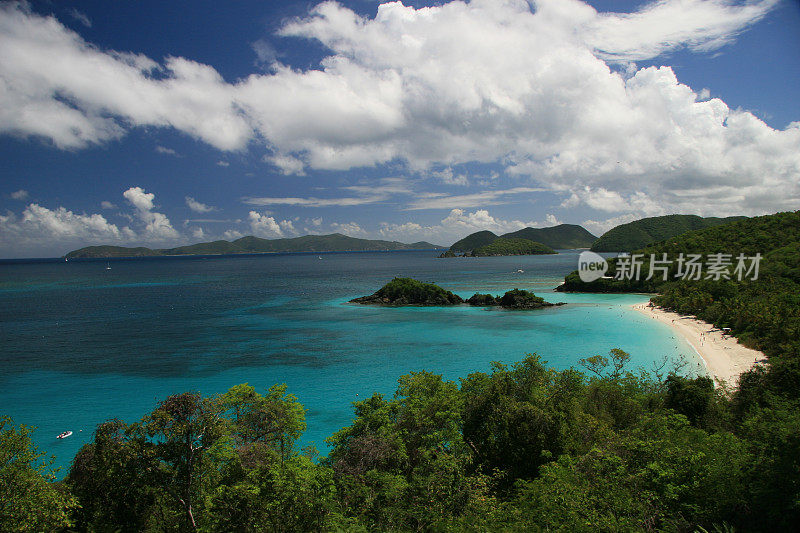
[502,224,597,249]
[65,234,445,259]
[449,224,596,253]
[449,230,498,252]
[591,214,747,252]
[471,238,556,256]
[63,246,161,258]
[165,240,245,255]
[231,234,442,253]
[559,211,800,358]
[554,211,800,526]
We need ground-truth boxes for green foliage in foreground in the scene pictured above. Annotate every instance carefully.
[0,417,77,531]
[471,238,556,256]
[4,347,799,531]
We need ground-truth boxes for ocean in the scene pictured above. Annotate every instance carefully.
[0,250,700,474]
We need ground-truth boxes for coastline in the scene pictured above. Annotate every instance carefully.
[631,303,766,387]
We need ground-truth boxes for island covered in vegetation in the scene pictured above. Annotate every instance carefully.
[449,223,597,254]
[471,237,555,256]
[65,233,445,259]
[350,277,464,306]
[350,277,560,309]
[442,238,556,257]
[467,288,562,309]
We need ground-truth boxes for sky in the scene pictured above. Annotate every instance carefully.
[0,0,799,258]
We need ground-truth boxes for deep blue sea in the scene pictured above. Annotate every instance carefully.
[0,250,700,474]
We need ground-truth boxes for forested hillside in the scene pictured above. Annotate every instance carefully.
[65,234,444,258]
[471,237,556,256]
[590,214,747,252]
[560,211,800,359]
[449,224,596,252]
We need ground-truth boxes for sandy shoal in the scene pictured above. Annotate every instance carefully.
[631,303,766,387]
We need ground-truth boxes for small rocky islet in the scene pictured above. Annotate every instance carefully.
[350,277,564,309]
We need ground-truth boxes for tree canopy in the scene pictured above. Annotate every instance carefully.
[3,342,799,530]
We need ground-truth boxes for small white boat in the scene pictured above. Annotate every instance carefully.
[516,269,524,273]
[105,262,111,270]
[57,431,73,439]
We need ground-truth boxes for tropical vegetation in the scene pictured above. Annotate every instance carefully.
[449,224,596,253]
[471,238,555,256]
[352,279,559,309]
[467,288,559,309]
[3,344,795,531]
[590,214,747,252]
[350,277,464,306]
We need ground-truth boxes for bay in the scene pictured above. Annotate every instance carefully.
[0,250,700,474]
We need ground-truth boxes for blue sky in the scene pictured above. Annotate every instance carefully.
[1,0,799,258]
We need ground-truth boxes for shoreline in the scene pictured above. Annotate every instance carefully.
[631,303,766,387]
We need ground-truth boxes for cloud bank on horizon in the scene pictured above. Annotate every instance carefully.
[0,0,798,256]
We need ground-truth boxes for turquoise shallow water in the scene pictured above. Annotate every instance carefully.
[0,251,700,474]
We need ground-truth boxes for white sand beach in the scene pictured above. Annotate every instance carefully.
[631,303,766,387]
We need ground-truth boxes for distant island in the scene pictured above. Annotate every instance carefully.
[350,277,562,309]
[441,237,556,257]
[64,215,754,260]
[590,214,747,252]
[448,224,597,255]
[64,234,446,259]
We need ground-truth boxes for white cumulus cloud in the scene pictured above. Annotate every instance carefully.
[0,203,127,256]
[123,186,179,240]
[378,208,565,245]
[0,2,251,150]
[0,0,796,217]
[0,187,193,256]
[185,196,216,213]
[581,213,640,236]
[223,229,244,240]
[330,221,366,237]
[248,210,297,238]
